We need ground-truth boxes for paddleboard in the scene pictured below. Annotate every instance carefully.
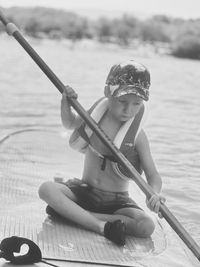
[0,129,198,267]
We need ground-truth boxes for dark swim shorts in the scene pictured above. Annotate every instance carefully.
[63,178,142,214]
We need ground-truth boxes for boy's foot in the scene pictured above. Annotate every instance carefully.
[46,205,62,219]
[104,220,126,246]
[46,207,125,245]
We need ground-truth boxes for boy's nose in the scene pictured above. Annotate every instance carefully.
[125,104,133,114]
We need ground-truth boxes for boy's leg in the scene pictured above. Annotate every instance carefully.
[39,181,105,234]
[38,181,126,245]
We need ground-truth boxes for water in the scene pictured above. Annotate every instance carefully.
[0,35,200,246]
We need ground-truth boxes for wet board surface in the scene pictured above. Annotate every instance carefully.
[0,129,198,267]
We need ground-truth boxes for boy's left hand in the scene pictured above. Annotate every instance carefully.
[146,194,166,218]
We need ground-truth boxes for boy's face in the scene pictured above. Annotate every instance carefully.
[107,94,143,122]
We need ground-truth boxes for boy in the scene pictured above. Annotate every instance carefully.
[39,60,165,246]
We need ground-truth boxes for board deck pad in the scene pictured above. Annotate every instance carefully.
[0,129,189,267]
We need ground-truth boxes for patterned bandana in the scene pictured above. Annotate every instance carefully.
[105,60,150,101]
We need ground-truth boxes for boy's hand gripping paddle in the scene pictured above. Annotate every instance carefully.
[0,9,199,262]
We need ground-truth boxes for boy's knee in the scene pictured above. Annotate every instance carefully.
[137,217,155,238]
[38,181,54,200]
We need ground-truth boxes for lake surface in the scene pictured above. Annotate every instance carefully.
[0,35,200,246]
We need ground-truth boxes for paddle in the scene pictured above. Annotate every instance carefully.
[0,10,199,262]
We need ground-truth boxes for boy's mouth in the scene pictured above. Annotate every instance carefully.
[121,115,132,120]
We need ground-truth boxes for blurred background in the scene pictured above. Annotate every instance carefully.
[1,0,200,59]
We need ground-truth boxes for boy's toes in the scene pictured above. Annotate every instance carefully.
[104,220,126,246]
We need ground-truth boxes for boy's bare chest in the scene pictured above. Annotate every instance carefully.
[90,114,121,154]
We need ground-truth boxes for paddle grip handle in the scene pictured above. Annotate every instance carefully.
[0,9,9,25]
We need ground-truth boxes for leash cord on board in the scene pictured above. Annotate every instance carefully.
[0,237,134,267]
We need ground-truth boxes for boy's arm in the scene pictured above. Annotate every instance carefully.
[135,130,162,192]
[135,130,165,214]
[61,86,83,129]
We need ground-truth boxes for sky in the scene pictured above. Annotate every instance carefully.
[0,0,200,19]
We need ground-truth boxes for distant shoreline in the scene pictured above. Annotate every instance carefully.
[1,6,200,60]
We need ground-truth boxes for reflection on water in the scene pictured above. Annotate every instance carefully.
[0,36,200,244]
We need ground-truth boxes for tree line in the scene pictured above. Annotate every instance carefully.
[1,6,200,59]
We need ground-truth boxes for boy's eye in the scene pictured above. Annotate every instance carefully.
[118,99,142,106]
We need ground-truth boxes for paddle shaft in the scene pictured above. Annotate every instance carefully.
[0,10,200,261]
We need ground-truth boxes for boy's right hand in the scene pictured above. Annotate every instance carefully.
[63,85,78,100]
